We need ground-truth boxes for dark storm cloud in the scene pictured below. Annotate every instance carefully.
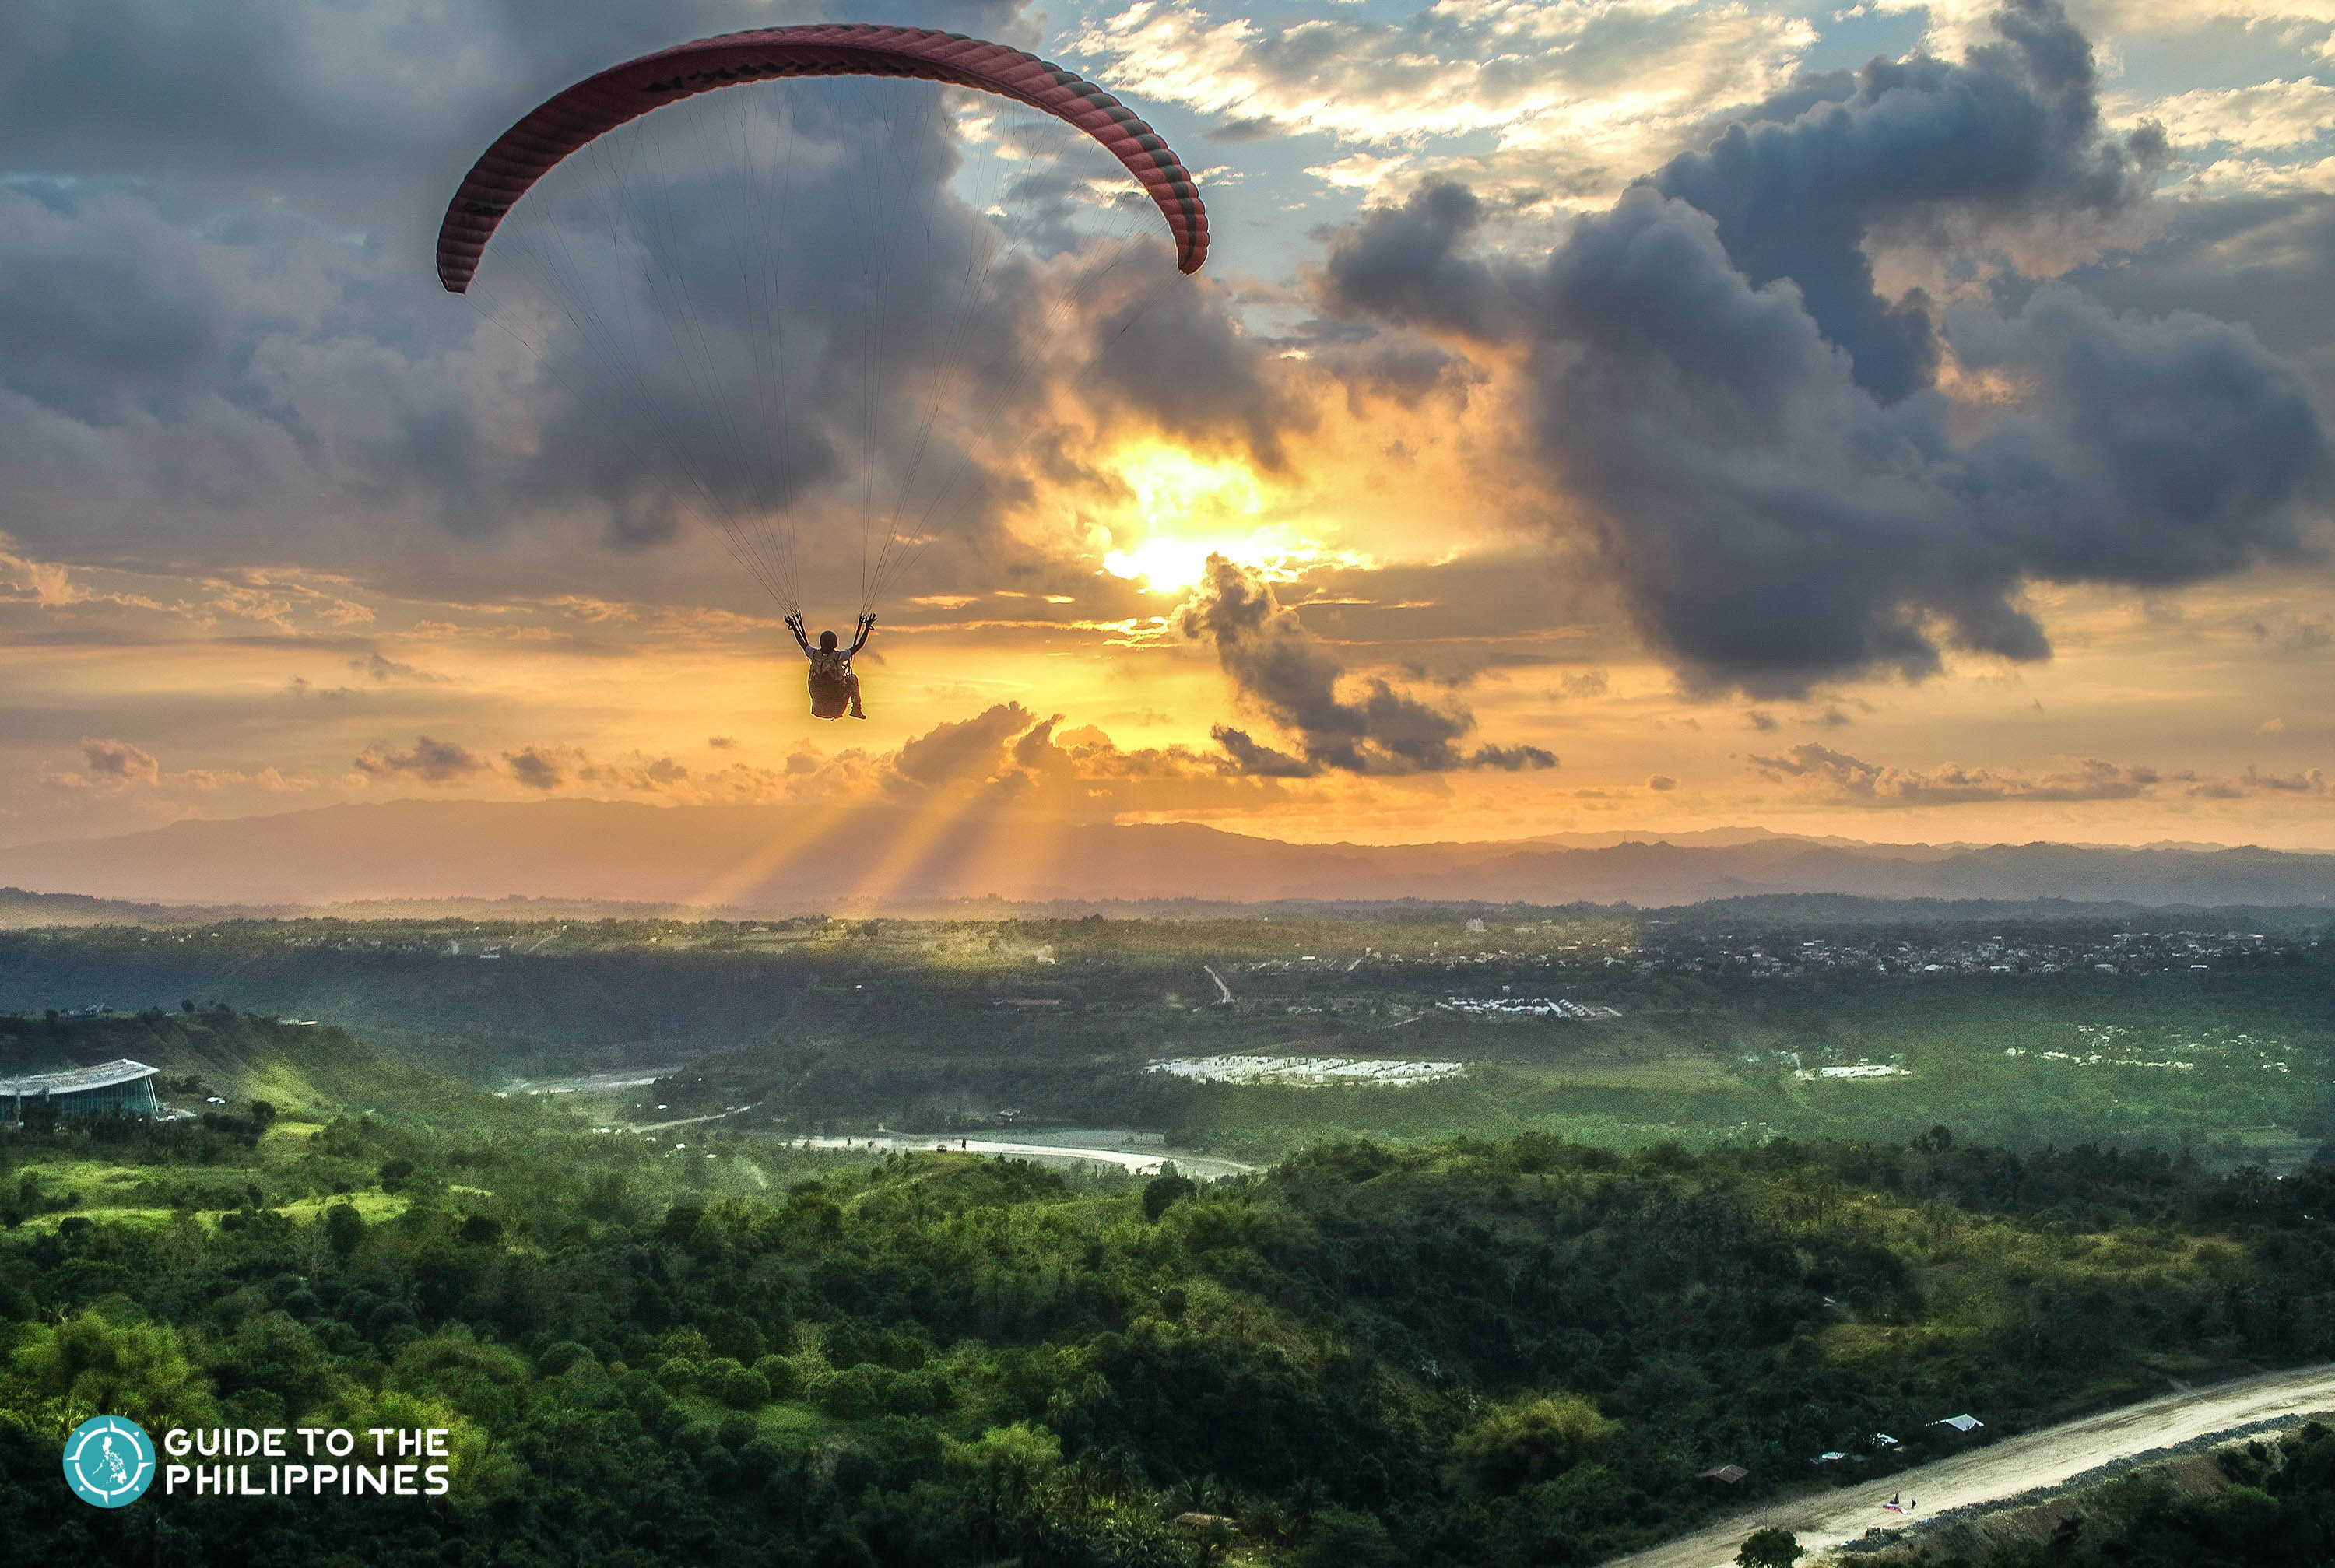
[0,0,1033,233]
[1178,557,1557,775]
[464,707,1315,817]
[80,738,160,786]
[1751,742,2158,803]
[0,185,286,426]
[492,741,774,798]
[1081,256,1305,469]
[2252,616,2331,655]
[353,735,486,784]
[1471,743,1562,771]
[504,745,565,791]
[1650,0,2165,401]
[479,82,1252,567]
[1698,70,1860,140]
[1318,0,2330,699]
[1204,115,1284,145]
[349,652,444,684]
[892,703,1042,788]
[1318,181,1526,339]
[1210,726,1319,777]
[2055,191,2335,392]
[2181,766,2329,798]
[0,0,1257,601]
[494,80,1026,549]
[1945,287,2326,584]
[1259,548,1621,660]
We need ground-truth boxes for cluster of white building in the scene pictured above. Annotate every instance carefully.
[1435,996,1621,1019]
[1145,1054,1466,1087]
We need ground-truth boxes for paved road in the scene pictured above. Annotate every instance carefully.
[792,1133,1255,1180]
[1604,1362,2335,1567]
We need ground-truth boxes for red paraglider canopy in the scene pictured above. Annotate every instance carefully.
[436,22,1208,290]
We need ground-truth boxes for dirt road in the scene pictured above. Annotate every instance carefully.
[1603,1361,2335,1567]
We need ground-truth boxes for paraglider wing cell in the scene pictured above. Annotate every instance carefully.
[436,23,1208,291]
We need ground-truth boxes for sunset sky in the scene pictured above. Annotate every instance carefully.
[2,0,2332,858]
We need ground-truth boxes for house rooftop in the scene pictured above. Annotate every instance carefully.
[0,1058,159,1096]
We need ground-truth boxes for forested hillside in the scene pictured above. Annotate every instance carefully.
[5,1016,2335,1566]
[0,925,821,1078]
[0,1009,514,1124]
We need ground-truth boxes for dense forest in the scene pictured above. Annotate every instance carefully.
[6,1009,2335,1564]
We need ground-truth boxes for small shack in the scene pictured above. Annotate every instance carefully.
[1697,1464,1750,1486]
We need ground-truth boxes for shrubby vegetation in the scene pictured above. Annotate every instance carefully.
[1870,1423,2335,1567]
[6,1016,2335,1565]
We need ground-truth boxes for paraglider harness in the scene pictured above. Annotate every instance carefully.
[788,612,872,720]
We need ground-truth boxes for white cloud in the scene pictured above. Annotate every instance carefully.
[2112,78,2335,153]
[1875,0,2335,58]
[2169,149,2335,194]
[1074,0,1814,203]
[1305,151,1418,191]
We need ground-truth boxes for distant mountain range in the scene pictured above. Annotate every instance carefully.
[1,799,2330,912]
[0,886,274,928]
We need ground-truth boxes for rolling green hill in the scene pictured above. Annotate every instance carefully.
[0,1009,504,1124]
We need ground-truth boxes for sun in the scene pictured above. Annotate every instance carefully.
[1100,446,1269,593]
[1092,444,1377,593]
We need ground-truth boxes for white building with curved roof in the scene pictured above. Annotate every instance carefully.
[0,1059,160,1122]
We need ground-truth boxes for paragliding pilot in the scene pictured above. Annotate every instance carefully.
[787,612,873,721]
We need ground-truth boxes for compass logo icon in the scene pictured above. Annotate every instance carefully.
[62,1415,156,1507]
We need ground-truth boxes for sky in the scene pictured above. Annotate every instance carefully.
[2,0,2333,858]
